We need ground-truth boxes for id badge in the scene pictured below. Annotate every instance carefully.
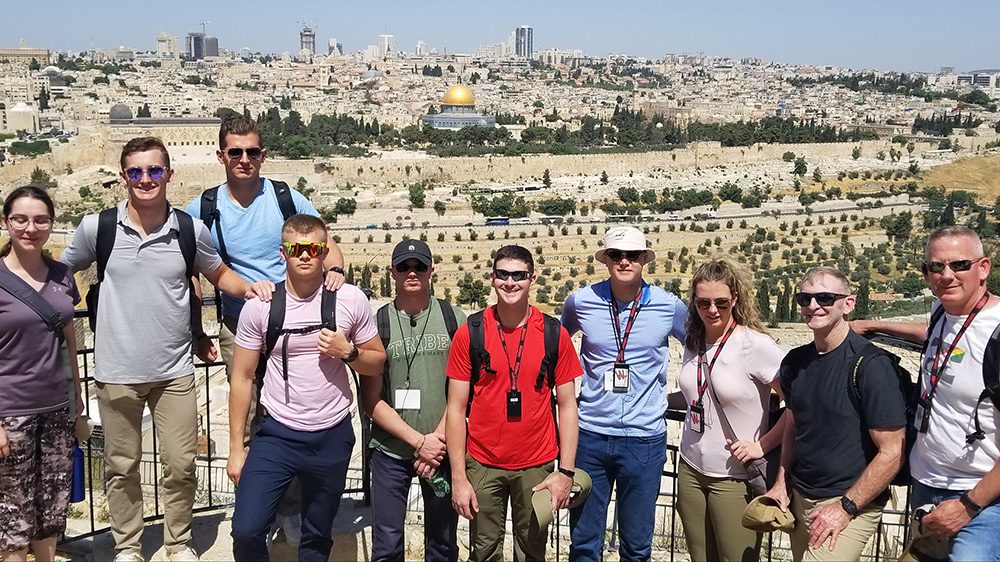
[394,389,421,410]
[507,389,522,419]
[914,396,931,433]
[688,402,705,433]
[612,362,630,393]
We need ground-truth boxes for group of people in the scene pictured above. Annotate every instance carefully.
[0,115,996,562]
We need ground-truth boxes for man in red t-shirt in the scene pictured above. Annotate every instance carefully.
[446,244,582,562]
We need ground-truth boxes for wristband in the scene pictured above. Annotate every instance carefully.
[330,266,345,275]
[558,467,576,479]
[413,435,426,458]
[959,492,984,517]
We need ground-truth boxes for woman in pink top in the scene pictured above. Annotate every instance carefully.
[669,258,787,562]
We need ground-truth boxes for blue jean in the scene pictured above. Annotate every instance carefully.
[570,429,667,562]
[231,415,354,562]
[910,480,1000,562]
[369,449,458,562]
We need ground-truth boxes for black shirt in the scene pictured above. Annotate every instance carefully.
[780,330,907,498]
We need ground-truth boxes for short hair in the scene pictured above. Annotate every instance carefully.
[120,136,170,169]
[282,214,327,239]
[493,244,534,273]
[219,116,262,148]
[799,266,851,293]
[926,225,984,259]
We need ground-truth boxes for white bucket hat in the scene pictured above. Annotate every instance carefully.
[595,226,655,264]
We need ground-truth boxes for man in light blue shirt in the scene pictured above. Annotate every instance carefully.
[561,226,687,562]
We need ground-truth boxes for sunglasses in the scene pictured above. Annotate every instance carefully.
[494,269,531,282]
[6,214,53,230]
[124,166,167,181]
[605,249,645,263]
[395,261,429,273]
[225,147,263,160]
[794,292,849,307]
[282,241,327,257]
[921,257,985,275]
[695,298,732,311]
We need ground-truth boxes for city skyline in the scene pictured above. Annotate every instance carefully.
[1,0,999,72]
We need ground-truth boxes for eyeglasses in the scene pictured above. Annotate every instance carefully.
[494,269,531,282]
[6,215,53,230]
[282,241,327,258]
[794,292,849,307]
[921,257,985,275]
[395,261,429,273]
[124,166,167,181]
[695,298,732,311]
[225,147,263,160]
[605,249,645,263]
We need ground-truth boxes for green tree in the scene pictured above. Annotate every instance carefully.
[409,183,426,208]
[138,103,152,118]
[812,168,822,183]
[718,181,743,203]
[283,135,314,159]
[334,198,357,215]
[29,58,41,71]
[542,168,552,188]
[854,279,872,319]
[600,170,609,184]
[756,281,771,320]
[30,167,57,189]
[457,273,490,308]
[852,146,862,160]
[792,156,807,177]
[433,200,446,216]
[618,186,640,203]
[37,87,49,110]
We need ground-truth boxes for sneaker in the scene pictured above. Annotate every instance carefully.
[166,546,200,562]
[112,552,145,562]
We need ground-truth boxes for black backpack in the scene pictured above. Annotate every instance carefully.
[262,281,338,381]
[375,299,459,406]
[86,207,196,332]
[466,309,561,416]
[924,306,1000,444]
[847,341,918,487]
[199,180,297,322]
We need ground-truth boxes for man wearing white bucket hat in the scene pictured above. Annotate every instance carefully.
[561,226,688,561]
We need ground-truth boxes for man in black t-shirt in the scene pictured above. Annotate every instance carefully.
[764,267,906,561]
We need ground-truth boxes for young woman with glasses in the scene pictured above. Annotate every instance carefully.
[0,186,83,562]
[668,257,788,562]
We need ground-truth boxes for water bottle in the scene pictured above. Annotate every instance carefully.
[70,444,86,503]
[425,468,450,498]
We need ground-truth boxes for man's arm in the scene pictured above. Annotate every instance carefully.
[203,263,273,300]
[531,381,579,510]
[358,375,445,470]
[924,458,1000,537]
[226,345,260,486]
[322,234,346,291]
[849,319,927,344]
[446,378,477,520]
[805,426,904,551]
[189,276,217,362]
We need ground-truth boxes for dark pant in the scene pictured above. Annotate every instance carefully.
[570,429,667,562]
[231,415,354,562]
[370,449,458,562]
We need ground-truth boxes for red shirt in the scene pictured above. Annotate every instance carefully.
[447,306,582,470]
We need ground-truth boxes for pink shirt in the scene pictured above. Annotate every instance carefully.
[235,284,378,431]
[677,326,785,478]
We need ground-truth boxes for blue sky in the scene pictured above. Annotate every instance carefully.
[3,0,997,73]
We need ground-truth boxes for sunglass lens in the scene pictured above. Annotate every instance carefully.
[148,166,164,180]
[950,260,973,272]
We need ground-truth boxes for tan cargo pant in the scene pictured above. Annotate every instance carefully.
[790,488,885,562]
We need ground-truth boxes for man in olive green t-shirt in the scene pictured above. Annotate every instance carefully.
[359,240,465,562]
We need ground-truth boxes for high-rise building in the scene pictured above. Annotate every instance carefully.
[328,38,343,56]
[378,34,395,59]
[155,33,180,59]
[415,40,427,57]
[186,32,206,60]
[300,26,316,54]
[515,25,533,58]
[204,36,219,57]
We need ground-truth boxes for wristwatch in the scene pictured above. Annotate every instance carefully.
[558,467,576,479]
[343,345,359,363]
[959,492,984,517]
[840,496,859,518]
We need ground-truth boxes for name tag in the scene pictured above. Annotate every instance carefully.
[688,402,705,433]
[395,389,421,410]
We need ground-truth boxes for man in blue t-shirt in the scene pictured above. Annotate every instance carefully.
[560,226,687,561]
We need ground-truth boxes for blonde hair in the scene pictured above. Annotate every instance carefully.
[685,257,766,352]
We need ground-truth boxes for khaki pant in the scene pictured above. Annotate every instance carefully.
[95,374,198,555]
[676,458,761,562]
[790,488,885,562]
[467,455,553,562]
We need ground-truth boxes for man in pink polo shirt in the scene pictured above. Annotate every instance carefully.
[226,214,385,561]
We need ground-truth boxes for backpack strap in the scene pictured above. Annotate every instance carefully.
[376,303,393,405]
[264,281,287,360]
[272,180,298,220]
[968,321,1000,443]
[199,187,228,324]
[438,298,459,340]
[95,207,118,282]
[174,209,197,280]
[0,264,65,336]
[466,310,488,414]
[320,287,338,331]
[922,305,947,353]
[535,313,561,392]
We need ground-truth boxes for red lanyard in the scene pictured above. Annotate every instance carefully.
[696,321,738,405]
[925,293,989,401]
[609,290,643,363]
[494,307,529,390]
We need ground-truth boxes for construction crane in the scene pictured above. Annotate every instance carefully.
[200,21,211,35]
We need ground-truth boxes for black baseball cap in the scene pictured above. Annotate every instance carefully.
[391,239,433,267]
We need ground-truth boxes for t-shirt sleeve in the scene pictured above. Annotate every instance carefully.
[184,198,200,220]
[859,354,908,429]
[192,220,224,275]
[446,324,472,381]
[560,292,580,336]
[58,213,97,272]
[346,288,378,344]
[291,189,319,216]
[779,354,795,403]
[747,332,786,386]
[234,298,266,351]
[554,326,583,385]
[669,297,689,344]
[60,263,81,306]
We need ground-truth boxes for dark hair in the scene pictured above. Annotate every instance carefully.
[219,116,262,149]
[120,136,170,169]
[2,185,55,257]
[282,214,328,239]
[493,244,534,273]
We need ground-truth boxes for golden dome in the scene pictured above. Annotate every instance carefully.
[441,84,475,106]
